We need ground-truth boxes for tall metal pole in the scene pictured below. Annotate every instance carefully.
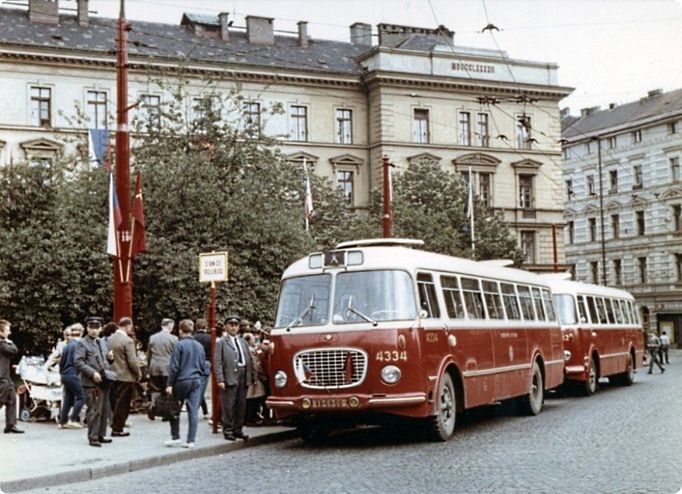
[551,223,558,273]
[207,283,219,433]
[382,155,392,238]
[596,138,607,286]
[114,0,132,320]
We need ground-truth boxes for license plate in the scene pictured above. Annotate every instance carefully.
[310,398,348,409]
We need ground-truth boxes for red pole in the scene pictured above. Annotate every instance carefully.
[207,283,219,433]
[552,224,558,273]
[382,155,392,238]
[113,0,132,320]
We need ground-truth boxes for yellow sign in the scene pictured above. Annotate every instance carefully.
[199,252,228,283]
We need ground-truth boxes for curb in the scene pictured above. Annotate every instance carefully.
[1,429,298,493]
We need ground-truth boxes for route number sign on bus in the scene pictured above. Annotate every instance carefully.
[199,252,228,283]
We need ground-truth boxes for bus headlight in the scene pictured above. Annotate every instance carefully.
[563,350,572,361]
[381,365,402,384]
[274,370,288,388]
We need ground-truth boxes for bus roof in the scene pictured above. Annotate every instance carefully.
[544,278,635,301]
[282,242,550,287]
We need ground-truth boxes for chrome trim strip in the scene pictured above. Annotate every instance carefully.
[599,351,630,360]
[544,359,565,367]
[462,362,531,378]
[265,400,295,408]
[565,365,585,374]
[368,395,426,406]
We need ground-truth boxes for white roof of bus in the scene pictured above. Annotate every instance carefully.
[282,242,550,287]
[544,278,635,301]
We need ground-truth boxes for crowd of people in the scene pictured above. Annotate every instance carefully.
[0,315,273,449]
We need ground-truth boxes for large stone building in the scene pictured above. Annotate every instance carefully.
[562,88,682,342]
[0,0,572,271]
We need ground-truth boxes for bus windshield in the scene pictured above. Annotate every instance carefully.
[554,294,578,325]
[333,270,417,324]
[275,274,331,328]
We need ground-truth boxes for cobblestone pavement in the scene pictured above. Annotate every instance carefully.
[20,355,682,494]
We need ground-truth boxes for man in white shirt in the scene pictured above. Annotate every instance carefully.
[659,331,671,365]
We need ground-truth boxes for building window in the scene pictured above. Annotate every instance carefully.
[140,94,161,130]
[590,261,599,284]
[412,109,429,144]
[458,111,471,146]
[637,256,647,284]
[337,170,354,205]
[244,102,261,138]
[632,129,642,143]
[566,221,574,244]
[563,147,569,159]
[289,105,308,142]
[589,217,597,242]
[613,259,622,286]
[30,87,51,127]
[585,141,592,154]
[676,254,682,282]
[636,210,645,236]
[477,113,489,147]
[479,173,491,207]
[335,109,352,144]
[516,115,531,149]
[673,205,682,231]
[611,214,620,239]
[519,175,534,209]
[521,231,535,264]
[608,136,617,149]
[609,169,618,193]
[587,175,595,196]
[671,157,680,181]
[633,165,643,189]
[565,179,573,198]
[86,90,107,129]
[670,121,678,134]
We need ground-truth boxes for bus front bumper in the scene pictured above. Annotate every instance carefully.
[266,392,427,412]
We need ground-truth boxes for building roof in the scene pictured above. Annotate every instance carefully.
[0,7,367,75]
[562,88,682,140]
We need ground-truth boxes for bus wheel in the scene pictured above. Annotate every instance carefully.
[611,353,635,387]
[426,372,456,441]
[298,420,329,445]
[581,356,598,396]
[519,361,544,416]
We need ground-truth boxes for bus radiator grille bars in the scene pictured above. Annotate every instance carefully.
[294,348,368,389]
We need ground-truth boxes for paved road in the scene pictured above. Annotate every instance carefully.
[20,357,682,494]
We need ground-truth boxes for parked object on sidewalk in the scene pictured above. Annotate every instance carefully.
[16,355,62,421]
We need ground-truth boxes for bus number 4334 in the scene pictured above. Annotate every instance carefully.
[376,350,408,362]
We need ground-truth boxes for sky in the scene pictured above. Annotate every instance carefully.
[75,0,682,114]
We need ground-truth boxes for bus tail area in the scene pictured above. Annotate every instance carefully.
[546,275,645,396]
[266,239,566,442]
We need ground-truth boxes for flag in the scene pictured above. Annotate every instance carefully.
[466,166,475,252]
[107,173,123,256]
[130,169,147,257]
[294,359,314,384]
[303,159,313,231]
[343,353,354,384]
[88,128,110,170]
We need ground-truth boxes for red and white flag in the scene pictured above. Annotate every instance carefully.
[303,159,313,232]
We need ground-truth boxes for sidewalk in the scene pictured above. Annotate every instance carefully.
[0,411,295,493]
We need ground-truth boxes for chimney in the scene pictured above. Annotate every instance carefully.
[647,88,663,98]
[609,103,618,110]
[246,16,274,45]
[580,106,600,117]
[350,22,371,46]
[28,0,59,25]
[219,12,229,41]
[378,23,453,48]
[298,21,308,47]
[560,107,571,119]
[77,0,88,27]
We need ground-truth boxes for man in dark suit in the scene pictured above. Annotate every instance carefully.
[146,318,177,417]
[108,317,141,436]
[74,316,113,447]
[0,319,23,434]
[214,315,254,441]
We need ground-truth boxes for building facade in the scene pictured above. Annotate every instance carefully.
[562,88,682,343]
[0,0,572,271]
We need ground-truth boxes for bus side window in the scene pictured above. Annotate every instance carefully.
[587,296,599,325]
[621,300,632,324]
[595,297,608,324]
[517,285,536,321]
[440,275,465,319]
[541,289,556,321]
[461,277,484,319]
[603,298,615,324]
[613,299,624,324]
[417,272,441,318]
[482,280,504,320]
[577,295,589,323]
[501,283,521,320]
[531,287,546,321]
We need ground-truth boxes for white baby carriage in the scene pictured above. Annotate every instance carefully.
[16,355,62,421]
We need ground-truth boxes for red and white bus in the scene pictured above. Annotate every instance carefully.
[266,239,565,441]
[545,276,645,395]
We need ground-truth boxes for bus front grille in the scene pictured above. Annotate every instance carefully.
[293,348,367,389]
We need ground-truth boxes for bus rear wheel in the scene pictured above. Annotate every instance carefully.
[611,353,635,386]
[519,361,544,416]
[581,356,598,396]
[425,372,456,441]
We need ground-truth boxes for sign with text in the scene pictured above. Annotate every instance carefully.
[199,252,228,283]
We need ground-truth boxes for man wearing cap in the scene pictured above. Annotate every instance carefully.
[108,317,141,436]
[214,315,254,441]
[74,316,113,447]
[147,318,178,419]
[0,319,23,434]
[58,323,85,429]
